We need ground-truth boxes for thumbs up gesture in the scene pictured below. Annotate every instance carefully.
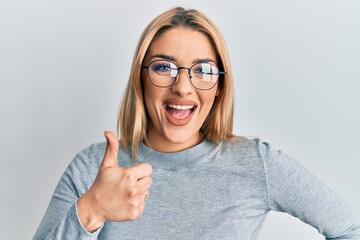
[77,131,153,232]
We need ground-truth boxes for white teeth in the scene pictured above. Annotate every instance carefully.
[167,104,194,110]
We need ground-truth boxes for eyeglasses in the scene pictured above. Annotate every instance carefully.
[141,60,226,90]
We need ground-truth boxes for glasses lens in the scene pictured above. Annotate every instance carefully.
[148,60,177,87]
[190,63,219,90]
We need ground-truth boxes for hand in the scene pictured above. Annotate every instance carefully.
[77,131,153,232]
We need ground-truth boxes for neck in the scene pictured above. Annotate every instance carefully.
[144,131,204,153]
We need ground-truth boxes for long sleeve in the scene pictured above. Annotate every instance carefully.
[259,141,360,239]
[33,144,102,240]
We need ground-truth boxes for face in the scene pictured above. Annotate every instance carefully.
[142,27,219,153]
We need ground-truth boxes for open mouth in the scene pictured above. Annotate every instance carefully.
[165,104,197,120]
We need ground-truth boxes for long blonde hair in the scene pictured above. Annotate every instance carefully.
[118,7,234,161]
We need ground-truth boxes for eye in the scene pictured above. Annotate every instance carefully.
[151,62,172,73]
[193,63,218,75]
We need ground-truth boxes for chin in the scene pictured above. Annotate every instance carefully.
[164,127,200,145]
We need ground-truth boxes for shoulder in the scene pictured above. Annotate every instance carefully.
[74,141,134,169]
[74,141,107,161]
[209,136,264,168]
[86,141,107,160]
[226,137,299,176]
[218,136,285,167]
[67,141,107,173]
[221,136,267,157]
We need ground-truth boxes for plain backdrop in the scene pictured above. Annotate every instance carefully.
[0,0,359,239]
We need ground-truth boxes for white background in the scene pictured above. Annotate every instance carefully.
[0,0,359,239]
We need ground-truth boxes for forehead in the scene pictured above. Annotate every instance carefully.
[145,27,217,64]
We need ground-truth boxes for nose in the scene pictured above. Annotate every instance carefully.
[171,68,193,96]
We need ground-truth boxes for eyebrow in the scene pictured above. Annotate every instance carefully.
[149,54,175,61]
[149,54,217,65]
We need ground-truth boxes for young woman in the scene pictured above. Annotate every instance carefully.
[34,7,360,239]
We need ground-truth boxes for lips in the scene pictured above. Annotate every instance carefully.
[163,99,197,126]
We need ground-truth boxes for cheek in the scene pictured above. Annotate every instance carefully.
[143,76,155,120]
[143,79,166,119]
[143,73,156,105]
[200,88,218,110]
[144,85,157,114]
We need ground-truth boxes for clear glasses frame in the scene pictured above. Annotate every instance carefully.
[141,60,226,91]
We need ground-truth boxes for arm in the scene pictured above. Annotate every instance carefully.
[259,140,360,239]
[33,144,101,240]
[33,132,153,239]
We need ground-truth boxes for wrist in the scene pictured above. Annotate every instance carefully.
[77,193,105,233]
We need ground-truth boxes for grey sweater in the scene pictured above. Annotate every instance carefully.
[34,137,360,239]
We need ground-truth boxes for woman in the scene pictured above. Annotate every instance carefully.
[34,7,360,239]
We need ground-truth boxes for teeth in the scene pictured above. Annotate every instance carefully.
[167,104,194,110]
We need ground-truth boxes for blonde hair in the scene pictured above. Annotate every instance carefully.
[118,7,234,161]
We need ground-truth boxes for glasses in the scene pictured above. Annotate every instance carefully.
[141,60,226,90]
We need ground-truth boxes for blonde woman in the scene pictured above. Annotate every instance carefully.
[34,7,360,239]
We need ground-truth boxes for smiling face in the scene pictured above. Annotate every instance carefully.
[142,27,219,152]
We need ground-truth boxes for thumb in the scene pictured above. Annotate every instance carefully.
[101,131,120,169]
